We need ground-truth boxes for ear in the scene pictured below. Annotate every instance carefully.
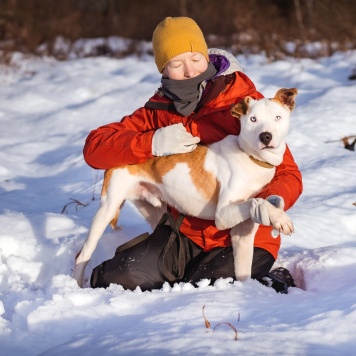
[273,88,298,111]
[231,96,253,118]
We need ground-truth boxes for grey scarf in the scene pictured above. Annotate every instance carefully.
[161,62,217,116]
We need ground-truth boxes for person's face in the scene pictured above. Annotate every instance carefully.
[163,52,208,80]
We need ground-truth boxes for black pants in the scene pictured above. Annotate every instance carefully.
[90,226,275,291]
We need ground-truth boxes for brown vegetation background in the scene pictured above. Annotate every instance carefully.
[1,0,355,60]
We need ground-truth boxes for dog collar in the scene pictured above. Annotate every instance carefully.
[249,156,275,169]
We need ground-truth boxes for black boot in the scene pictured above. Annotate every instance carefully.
[268,267,296,294]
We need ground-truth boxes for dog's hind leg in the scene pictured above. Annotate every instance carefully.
[230,219,259,281]
[73,169,133,287]
[73,196,125,287]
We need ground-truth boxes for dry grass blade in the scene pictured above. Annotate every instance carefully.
[91,170,101,201]
[202,305,239,340]
[202,305,211,329]
[213,322,238,340]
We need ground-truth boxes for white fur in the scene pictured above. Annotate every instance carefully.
[74,89,297,287]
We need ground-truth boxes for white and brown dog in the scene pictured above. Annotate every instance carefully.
[74,88,298,287]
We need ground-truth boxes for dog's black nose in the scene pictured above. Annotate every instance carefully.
[259,132,272,145]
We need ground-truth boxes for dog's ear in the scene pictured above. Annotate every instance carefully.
[273,88,298,111]
[231,96,253,118]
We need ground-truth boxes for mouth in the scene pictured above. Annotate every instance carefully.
[261,145,275,150]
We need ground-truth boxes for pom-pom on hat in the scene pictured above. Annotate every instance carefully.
[152,17,209,73]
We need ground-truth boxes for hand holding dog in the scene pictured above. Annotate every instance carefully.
[152,123,200,156]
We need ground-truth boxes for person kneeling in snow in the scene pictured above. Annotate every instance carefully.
[83,17,302,293]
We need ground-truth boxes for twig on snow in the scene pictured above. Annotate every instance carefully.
[61,198,88,214]
[202,305,239,340]
[202,305,211,329]
[213,322,238,341]
[325,135,356,151]
[91,170,101,201]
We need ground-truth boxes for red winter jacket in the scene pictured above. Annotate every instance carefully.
[83,71,303,259]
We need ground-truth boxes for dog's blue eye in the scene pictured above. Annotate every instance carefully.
[276,115,282,121]
[250,116,257,122]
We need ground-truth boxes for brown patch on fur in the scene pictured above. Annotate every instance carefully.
[101,169,122,229]
[230,96,252,118]
[101,169,114,196]
[127,145,219,205]
[272,88,298,111]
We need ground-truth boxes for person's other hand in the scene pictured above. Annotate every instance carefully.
[266,195,285,210]
[152,123,200,156]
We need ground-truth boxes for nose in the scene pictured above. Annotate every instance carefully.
[259,132,272,145]
[184,64,196,78]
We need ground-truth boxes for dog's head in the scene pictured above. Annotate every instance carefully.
[231,88,298,166]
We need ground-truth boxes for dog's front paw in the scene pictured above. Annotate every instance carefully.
[251,198,294,235]
[269,208,294,235]
[265,201,294,235]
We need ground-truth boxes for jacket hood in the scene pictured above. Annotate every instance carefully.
[208,48,243,76]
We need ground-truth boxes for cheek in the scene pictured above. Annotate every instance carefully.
[197,61,209,73]
[164,68,184,80]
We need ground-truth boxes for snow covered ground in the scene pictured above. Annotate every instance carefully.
[0,49,356,355]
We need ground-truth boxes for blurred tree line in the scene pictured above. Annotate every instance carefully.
[0,0,355,60]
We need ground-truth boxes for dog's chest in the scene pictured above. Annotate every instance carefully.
[205,139,276,200]
[225,156,275,199]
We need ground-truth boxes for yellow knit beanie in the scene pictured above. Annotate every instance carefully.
[152,17,209,73]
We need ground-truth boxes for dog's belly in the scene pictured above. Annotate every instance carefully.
[161,188,216,220]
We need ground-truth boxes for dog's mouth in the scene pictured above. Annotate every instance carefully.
[261,145,275,150]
